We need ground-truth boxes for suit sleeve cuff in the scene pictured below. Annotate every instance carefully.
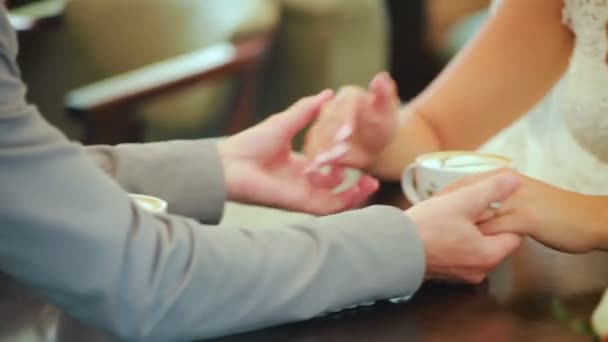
[317,205,426,304]
[86,140,226,223]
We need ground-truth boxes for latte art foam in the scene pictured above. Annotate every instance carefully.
[420,154,508,172]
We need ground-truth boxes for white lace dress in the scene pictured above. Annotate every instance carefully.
[480,0,608,296]
[481,0,608,195]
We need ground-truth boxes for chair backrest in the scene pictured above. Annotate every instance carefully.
[62,0,279,141]
[64,0,278,77]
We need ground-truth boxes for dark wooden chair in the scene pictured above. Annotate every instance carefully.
[65,32,276,144]
[385,0,441,101]
[7,0,63,32]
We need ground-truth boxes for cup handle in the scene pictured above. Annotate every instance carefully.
[401,163,422,204]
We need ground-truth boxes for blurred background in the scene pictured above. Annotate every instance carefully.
[7,0,491,145]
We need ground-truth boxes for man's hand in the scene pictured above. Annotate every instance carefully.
[304,72,400,170]
[406,172,523,283]
[217,90,380,216]
[441,169,608,254]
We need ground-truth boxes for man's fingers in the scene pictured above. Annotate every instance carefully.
[481,232,523,262]
[438,168,509,196]
[301,190,345,216]
[304,188,360,216]
[477,208,497,223]
[479,213,530,236]
[325,175,379,211]
[448,171,521,217]
[279,89,335,139]
[302,172,377,216]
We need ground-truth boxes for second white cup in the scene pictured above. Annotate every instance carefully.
[128,193,168,214]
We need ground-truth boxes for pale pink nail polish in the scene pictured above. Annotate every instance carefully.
[324,143,350,160]
[304,159,319,175]
[334,124,353,142]
[306,143,350,174]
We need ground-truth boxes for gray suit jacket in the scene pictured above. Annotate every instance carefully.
[0,7,424,341]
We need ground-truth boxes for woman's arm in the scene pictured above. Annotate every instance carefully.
[443,169,608,253]
[370,0,574,180]
[483,177,608,253]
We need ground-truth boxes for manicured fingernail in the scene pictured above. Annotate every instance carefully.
[322,143,350,160]
[313,153,333,165]
[304,163,320,174]
[305,143,350,174]
[334,124,353,142]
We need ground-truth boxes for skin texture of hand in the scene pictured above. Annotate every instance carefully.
[303,72,401,170]
[441,169,608,254]
[405,172,523,283]
[217,90,380,216]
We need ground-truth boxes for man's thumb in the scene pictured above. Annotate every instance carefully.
[450,172,521,217]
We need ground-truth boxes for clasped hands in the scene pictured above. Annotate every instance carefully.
[217,73,605,284]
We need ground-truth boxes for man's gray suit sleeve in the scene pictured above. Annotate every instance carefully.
[86,141,225,223]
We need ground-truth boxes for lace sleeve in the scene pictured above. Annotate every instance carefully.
[562,0,574,29]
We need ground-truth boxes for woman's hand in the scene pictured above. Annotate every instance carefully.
[218,90,380,216]
[304,72,401,170]
[442,170,608,254]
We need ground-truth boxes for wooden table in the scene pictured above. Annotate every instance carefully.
[0,185,606,341]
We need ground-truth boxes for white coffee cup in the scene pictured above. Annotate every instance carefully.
[128,194,168,214]
[401,151,513,204]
